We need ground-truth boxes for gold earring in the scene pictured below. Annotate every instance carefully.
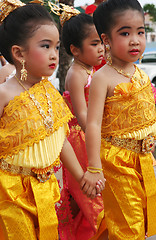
[105,44,112,65]
[20,59,27,81]
[139,55,143,64]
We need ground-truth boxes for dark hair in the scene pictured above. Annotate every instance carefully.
[93,0,144,39]
[0,3,55,64]
[62,13,94,56]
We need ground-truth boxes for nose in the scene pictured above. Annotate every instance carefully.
[99,44,104,53]
[130,35,139,46]
[50,48,57,60]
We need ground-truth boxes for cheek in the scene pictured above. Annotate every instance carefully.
[29,50,46,64]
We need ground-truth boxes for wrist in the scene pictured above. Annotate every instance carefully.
[87,166,103,174]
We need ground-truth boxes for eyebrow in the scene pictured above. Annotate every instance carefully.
[39,39,60,44]
[91,39,101,43]
[117,26,145,32]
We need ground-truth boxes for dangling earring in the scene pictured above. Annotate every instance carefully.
[105,44,112,65]
[20,59,27,81]
[139,55,143,64]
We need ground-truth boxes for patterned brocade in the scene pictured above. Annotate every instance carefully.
[102,70,156,139]
[93,68,156,240]
[0,79,73,240]
[0,79,73,169]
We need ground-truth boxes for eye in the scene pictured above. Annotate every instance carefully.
[41,44,50,49]
[120,32,129,36]
[91,43,98,46]
[138,31,145,35]
[56,45,60,51]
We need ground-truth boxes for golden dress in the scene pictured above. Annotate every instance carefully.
[0,79,72,240]
[92,67,156,240]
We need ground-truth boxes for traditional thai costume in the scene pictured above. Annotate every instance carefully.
[0,79,72,240]
[91,66,156,240]
[57,73,105,240]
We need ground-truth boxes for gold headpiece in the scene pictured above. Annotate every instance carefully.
[48,2,80,26]
[0,0,44,23]
[0,0,25,23]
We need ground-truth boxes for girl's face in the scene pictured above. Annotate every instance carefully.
[23,23,59,80]
[77,25,104,67]
[107,9,146,65]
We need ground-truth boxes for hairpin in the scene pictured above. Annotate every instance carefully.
[48,2,80,26]
[0,0,25,23]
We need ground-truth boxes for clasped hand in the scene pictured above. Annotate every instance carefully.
[80,171,106,199]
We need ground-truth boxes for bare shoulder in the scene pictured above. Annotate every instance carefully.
[0,64,15,84]
[65,64,88,91]
[0,82,8,117]
[91,65,110,89]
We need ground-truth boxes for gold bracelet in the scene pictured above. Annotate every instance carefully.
[87,166,103,173]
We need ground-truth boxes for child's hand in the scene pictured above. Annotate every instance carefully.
[80,171,106,198]
[96,179,105,195]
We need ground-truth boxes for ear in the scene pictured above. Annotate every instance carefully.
[101,33,110,46]
[11,45,25,63]
[70,44,80,57]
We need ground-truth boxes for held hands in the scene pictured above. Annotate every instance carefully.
[80,167,106,199]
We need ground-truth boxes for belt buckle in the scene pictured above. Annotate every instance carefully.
[142,135,154,153]
[36,169,54,183]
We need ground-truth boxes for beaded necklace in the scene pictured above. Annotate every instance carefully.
[15,75,54,130]
[74,60,93,76]
[107,63,145,86]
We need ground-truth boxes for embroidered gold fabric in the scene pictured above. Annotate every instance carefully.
[101,68,156,140]
[105,135,154,153]
[0,79,73,169]
[0,79,73,240]
[94,68,156,239]
[0,169,60,240]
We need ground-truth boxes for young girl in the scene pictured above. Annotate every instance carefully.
[81,0,156,239]
[0,1,102,239]
[48,4,107,239]
[61,12,107,240]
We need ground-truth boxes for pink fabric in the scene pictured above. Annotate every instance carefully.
[151,83,156,103]
[57,76,104,239]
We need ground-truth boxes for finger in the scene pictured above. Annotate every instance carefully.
[86,185,94,198]
[97,179,105,190]
[90,188,97,199]
[82,183,90,194]
[80,179,86,190]
[96,184,101,194]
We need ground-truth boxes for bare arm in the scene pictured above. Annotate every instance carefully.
[86,69,107,167]
[66,69,88,132]
[0,86,6,117]
[60,138,84,183]
[80,69,108,192]
[0,64,15,84]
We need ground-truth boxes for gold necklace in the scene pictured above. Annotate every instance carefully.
[74,60,93,76]
[15,75,54,130]
[107,63,145,86]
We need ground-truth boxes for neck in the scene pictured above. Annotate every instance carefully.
[74,59,93,75]
[15,71,42,88]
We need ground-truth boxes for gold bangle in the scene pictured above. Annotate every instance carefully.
[87,166,103,173]
[87,166,103,171]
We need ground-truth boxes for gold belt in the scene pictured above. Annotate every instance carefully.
[105,135,154,153]
[0,158,54,183]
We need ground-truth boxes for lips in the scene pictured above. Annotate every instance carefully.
[98,55,104,60]
[49,63,56,69]
[129,49,140,55]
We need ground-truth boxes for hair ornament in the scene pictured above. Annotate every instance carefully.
[48,2,80,26]
[0,0,25,23]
